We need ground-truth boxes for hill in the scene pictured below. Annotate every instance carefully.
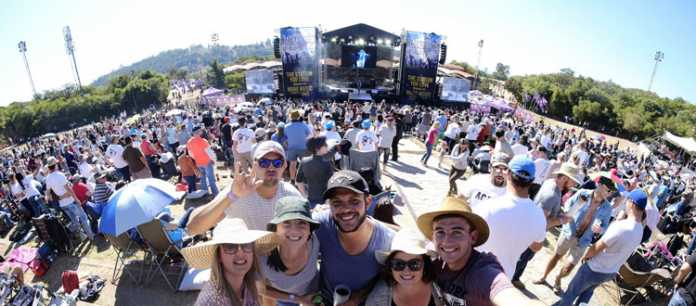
[91,41,274,86]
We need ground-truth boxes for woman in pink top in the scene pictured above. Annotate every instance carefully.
[420,122,440,166]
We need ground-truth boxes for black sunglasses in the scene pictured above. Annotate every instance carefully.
[258,158,284,169]
[221,243,254,254]
[390,259,423,272]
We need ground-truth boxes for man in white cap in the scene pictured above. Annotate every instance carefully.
[459,152,510,210]
[186,141,302,233]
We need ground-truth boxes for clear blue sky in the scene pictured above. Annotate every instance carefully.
[1,0,695,105]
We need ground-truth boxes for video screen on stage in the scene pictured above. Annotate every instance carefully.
[400,31,442,103]
[245,69,274,94]
[340,46,377,69]
[441,77,471,102]
[280,27,319,98]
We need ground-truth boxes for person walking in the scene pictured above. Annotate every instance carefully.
[420,122,440,166]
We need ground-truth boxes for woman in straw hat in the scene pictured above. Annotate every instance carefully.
[181,218,276,306]
[257,196,321,306]
[365,229,445,306]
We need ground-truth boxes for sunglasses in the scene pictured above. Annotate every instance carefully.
[257,158,284,168]
[221,243,254,254]
[390,259,423,272]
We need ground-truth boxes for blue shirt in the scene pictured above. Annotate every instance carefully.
[271,133,288,148]
[313,211,394,303]
[437,115,448,132]
[653,184,670,210]
[285,121,311,150]
[561,189,613,248]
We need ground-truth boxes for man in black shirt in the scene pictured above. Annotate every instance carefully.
[669,253,696,306]
[220,117,232,165]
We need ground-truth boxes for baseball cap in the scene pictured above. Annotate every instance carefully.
[490,152,511,168]
[627,189,648,210]
[192,125,203,133]
[253,140,286,160]
[323,170,369,200]
[361,119,372,129]
[324,120,335,130]
[255,128,267,138]
[508,155,536,182]
[46,157,58,167]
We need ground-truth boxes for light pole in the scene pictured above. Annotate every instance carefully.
[648,51,664,92]
[63,26,82,90]
[18,41,37,97]
[475,39,484,89]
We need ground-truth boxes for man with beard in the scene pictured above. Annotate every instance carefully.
[314,170,394,306]
[186,141,302,233]
[459,152,510,209]
[511,163,582,289]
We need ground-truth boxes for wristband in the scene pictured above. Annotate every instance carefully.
[227,191,239,203]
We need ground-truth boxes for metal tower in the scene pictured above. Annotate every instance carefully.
[63,26,82,90]
[18,41,37,97]
[648,51,664,92]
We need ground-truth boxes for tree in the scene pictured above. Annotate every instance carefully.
[492,63,510,81]
[560,68,575,76]
[206,60,226,89]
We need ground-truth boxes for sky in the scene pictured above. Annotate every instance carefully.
[1,0,695,106]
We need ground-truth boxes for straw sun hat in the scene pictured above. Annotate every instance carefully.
[181,218,277,269]
[416,197,490,247]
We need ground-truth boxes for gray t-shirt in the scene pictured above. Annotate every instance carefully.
[297,154,336,205]
[224,181,302,230]
[534,179,562,219]
[258,234,320,296]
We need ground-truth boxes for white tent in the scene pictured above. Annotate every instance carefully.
[663,131,696,154]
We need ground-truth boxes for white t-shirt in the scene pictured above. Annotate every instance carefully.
[511,143,529,157]
[459,174,506,210]
[45,171,74,207]
[320,130,342,160]
[355,130,377,152]
[475,194,547,278]
[233,128,256,154]
[644,201,659,231]
[534,158,551,184]
[225,182,303,230]
[444,123,461,140]
[588,218,643,274]
[466,125,480,141]
[106,144,128,169]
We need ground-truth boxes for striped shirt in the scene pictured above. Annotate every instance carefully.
[93,183,114,205]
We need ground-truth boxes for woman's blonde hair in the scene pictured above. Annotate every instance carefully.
[431,121,440,129]
[210,246,259,306]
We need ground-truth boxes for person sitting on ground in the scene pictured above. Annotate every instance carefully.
[257,196,321,306]
[314,170,395,305]
[186,141,301,234]
[416,196,543,305]
[181,218,276,306]
[365,229,445,306]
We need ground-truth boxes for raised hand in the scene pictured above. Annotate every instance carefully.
[231,161,258,199]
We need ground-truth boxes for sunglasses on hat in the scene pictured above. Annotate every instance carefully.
[258,158,284,169]
[390,259,423,272]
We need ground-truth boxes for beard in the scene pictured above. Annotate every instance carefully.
[335,212,368,233]
[492,176,505,187]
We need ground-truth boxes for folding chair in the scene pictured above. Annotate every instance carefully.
[136,219,187,291]
[615,252,671,305]
[104,233,145,285]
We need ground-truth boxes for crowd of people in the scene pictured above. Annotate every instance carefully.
[1,91,696,306]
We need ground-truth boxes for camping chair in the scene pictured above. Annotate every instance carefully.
[105,233,145,285]
[615,252,672,305]
[348,149,382,194]
[136,219,187,291]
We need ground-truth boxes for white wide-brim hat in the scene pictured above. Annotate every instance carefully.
[375,229,434,264]
[181,218,277,269]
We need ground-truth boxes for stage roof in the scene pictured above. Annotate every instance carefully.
[223,61,281,73]
[323,23,399,41]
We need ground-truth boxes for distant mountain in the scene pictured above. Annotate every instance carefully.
[91,40,274,86]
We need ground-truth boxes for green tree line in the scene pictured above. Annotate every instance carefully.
[504,69,696,140]
[0,71,169,144]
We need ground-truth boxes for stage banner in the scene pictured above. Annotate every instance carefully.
[245,69,275,94]
[280,27,320,99]
[400,31,442,104]
[440,77,471,102]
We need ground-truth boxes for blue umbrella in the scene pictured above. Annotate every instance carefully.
[99,178,183,236]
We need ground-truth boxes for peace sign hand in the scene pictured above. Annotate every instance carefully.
[231,161,258,199]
